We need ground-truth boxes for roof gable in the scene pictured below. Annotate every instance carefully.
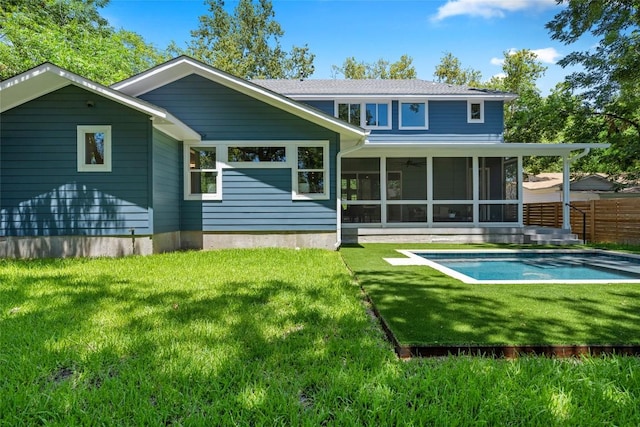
[0,63,200,141]
[111,56,367,144]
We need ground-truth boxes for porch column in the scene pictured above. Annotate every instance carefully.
[562,154,571,230]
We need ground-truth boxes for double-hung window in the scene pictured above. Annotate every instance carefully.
[294,142,329,200]
[185,144,220,200]
[77,125,111,172]
[337,102,390,129]
[399,101,428,129]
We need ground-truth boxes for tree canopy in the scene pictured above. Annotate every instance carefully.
[0,0,165,85]
[332,55,416,79]
[433,52,482,86]
[546,0,640,177]
[186,0,315,79]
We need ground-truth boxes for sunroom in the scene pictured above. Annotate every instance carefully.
[338,142,609,242]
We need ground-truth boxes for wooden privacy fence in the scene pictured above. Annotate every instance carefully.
[524,199,640,244]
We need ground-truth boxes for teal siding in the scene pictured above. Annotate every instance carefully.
[0,85,152,237]
[140,74,338,232]
[152,130,181,233]
[182,169,335,231]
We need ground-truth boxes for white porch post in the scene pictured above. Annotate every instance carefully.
[562,154,571,230]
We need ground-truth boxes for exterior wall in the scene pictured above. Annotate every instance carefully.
[0,85,153,243]
[303,99,504,142]
[152,129,181,234]
[139,74,340,235]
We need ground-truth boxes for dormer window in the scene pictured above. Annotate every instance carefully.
[468,100,484,123]
[337,101,391,129]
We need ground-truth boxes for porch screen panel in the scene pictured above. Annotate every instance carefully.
[432,157,472,200]
[341,158,381,223]
[479,157,519,223]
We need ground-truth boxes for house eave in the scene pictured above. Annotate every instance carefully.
[1,63,200,141]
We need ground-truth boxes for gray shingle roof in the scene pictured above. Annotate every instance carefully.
[252,79,513,98]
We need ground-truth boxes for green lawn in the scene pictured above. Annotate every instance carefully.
[340,243,640,346]
[2,248,640,425]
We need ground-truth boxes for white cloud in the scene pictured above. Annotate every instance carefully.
[432,0,557,21]
[490,47,562,68]
[530,47,562,64]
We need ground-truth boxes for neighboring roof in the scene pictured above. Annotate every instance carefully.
[523,173,617,192]
[252,79,517,100]
[111,56,368,145]
[0,63,200,141]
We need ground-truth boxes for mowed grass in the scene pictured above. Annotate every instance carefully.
[340,243,640,346]
[1,248,640,425]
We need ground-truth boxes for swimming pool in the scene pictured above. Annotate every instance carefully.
[386,249,640,284]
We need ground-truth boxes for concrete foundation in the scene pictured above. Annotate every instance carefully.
[202,231,337,250]
[0,235,153,259]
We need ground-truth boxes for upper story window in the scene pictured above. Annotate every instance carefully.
[399,102,428,129]
[337,101,391,129]
[77,125,111,172]
[468,100,484,123]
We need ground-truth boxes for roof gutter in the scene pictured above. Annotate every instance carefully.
[334,135,368,250]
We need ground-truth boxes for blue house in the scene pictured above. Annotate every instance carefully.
[0,57,604,257]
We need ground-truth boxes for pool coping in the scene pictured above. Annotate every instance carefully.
[384,248,640,284]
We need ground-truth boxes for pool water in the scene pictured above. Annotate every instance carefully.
[408,250,640,284]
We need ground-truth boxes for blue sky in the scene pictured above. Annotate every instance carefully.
[104,0,596,94]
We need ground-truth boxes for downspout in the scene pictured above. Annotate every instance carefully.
[334,135,368,250]
[562,147,591,229]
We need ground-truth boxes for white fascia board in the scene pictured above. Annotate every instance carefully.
[287,94,517,101]
[354,142,610,157]
[112,57,367,141]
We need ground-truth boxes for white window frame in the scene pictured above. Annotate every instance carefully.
[399,100,429,130]
[467,100,485,123]
[77,125,111,172]
[183,141,329,201]
[293,141,330,201]
[184,142,221,201]
[335,100,391,130]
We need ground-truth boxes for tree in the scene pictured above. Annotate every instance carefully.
[187,0,315,79]
[433,52,482,86]
[546,0,640,177]
[332,55,416,79]
[0,0,165,84]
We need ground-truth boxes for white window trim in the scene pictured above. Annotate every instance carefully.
[399,100,429,130]
[184,141,222,201]
[77,125,112,172]
[467,100,485,123]
[334,100,392,130]
[183,141,330,201]
[292,141,330,201]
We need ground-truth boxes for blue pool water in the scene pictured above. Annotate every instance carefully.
[414,251,640,283]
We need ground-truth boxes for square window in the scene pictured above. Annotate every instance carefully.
[77,125,111,172]
[338,103,361,126]
[400,102,427,128]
